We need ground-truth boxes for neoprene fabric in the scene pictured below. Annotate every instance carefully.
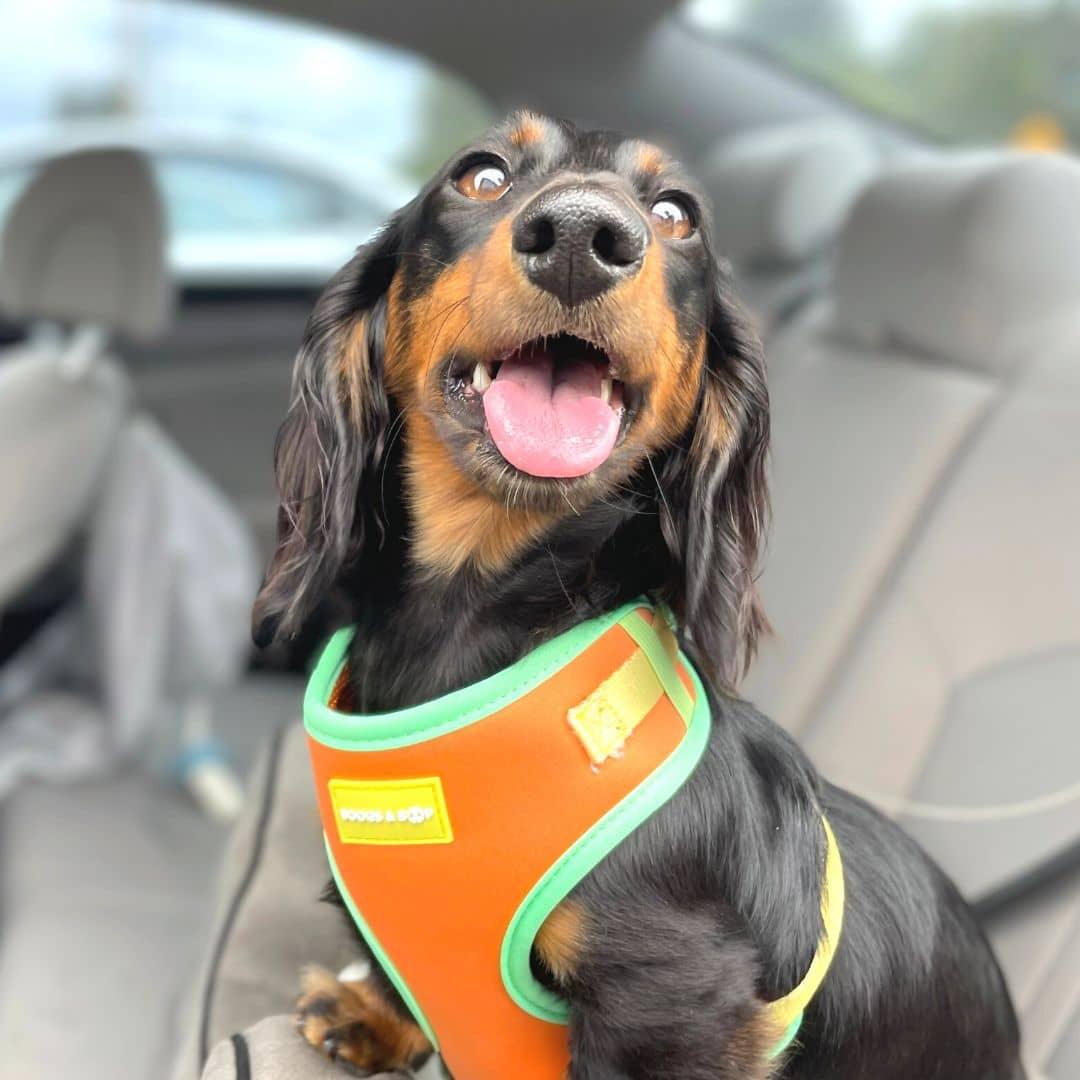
[304,604,710,1078]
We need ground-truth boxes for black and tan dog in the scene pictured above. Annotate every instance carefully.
[253,113,1023,1079]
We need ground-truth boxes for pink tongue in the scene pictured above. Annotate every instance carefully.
[482,347,621,478]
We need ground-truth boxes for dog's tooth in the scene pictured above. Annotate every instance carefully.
[472,362,492,392]
[600,377,613,404]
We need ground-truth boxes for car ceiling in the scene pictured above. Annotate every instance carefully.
[213,0,860,159]
[229,0,678,104]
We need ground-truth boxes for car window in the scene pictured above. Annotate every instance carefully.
[0,154,386,240]
[685,0,1078,150]
[1,0,494,283]
[157,155,354,234]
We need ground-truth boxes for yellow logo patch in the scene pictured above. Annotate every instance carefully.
[328,777,453,845]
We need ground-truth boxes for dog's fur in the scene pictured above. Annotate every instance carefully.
[256,113,1023,1078]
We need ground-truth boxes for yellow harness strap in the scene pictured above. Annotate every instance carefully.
[569,616,845,1059]
[764,817,846,1056]
[566,618,845,1059]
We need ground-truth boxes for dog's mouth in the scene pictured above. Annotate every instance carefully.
[444,334,632,479]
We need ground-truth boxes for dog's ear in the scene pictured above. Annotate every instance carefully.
[252,216,404,647]
[658,270,770,684]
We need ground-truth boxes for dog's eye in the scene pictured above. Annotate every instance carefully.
[454,160,511,201]
[650,195,695,240]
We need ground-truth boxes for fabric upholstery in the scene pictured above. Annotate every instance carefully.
[987,864,1080,1078]
[733,259,830,340]
[202,1018,344,1080]
[834,151,1080,374]
[0,146,174,607]
[797,328,1080,902]
[701,120,878,266]
[173,721,359,1080]
[0,769,224,1079]
[745,153,1080,1067]
[0,148,173,340]
[750,154,1080,902]
[0,675,299,1080]
[700,121,877,336]
[0,341,129,605]
[743,303,995,731]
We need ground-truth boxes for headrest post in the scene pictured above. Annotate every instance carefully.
[60,324,110,377]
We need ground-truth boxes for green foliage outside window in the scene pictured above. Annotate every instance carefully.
[691,0,1080,149]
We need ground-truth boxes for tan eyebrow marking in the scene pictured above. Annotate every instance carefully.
[635,142,665,176]
[509,111,548,148]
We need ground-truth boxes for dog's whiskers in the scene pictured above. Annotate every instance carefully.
[646,453,673,527]
[425,296,470,377]
[558,484,580,517]
[546,544,575,611]
[392,249,455,271]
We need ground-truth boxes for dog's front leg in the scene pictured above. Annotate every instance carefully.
[295,965,432,1075]
[537,898,783,1080]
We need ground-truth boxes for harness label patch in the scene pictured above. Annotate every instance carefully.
[329,777,453,845]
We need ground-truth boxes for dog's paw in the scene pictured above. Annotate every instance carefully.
[295,965,431,1076]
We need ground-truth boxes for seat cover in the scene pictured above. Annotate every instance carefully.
[0,343,129,603]
[700,120,877,334]
[0,148,172,341]
[750,152,1080,907]
[0,146,172,605]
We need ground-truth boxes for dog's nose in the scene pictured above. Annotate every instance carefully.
[512,184,647,307]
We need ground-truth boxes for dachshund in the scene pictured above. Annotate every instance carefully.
[253,112,1024,1079]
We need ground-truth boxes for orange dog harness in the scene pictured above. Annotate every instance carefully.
[304,601,843,1077]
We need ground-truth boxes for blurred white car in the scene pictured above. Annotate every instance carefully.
[0,120,416,289]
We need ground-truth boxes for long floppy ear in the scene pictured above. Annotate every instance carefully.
[252,218,403,646]
[659,271,770,684]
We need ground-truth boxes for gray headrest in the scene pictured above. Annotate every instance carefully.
[0,148,172,341]
[702,121,878,267]
[834,152,1080,374]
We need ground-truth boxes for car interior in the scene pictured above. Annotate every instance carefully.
[1,2,1078,1078]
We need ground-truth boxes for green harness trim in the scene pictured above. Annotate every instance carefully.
[305,600,647,750]
[501,643,710,1024]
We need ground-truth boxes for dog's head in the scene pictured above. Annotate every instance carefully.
[255,112,769,681]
